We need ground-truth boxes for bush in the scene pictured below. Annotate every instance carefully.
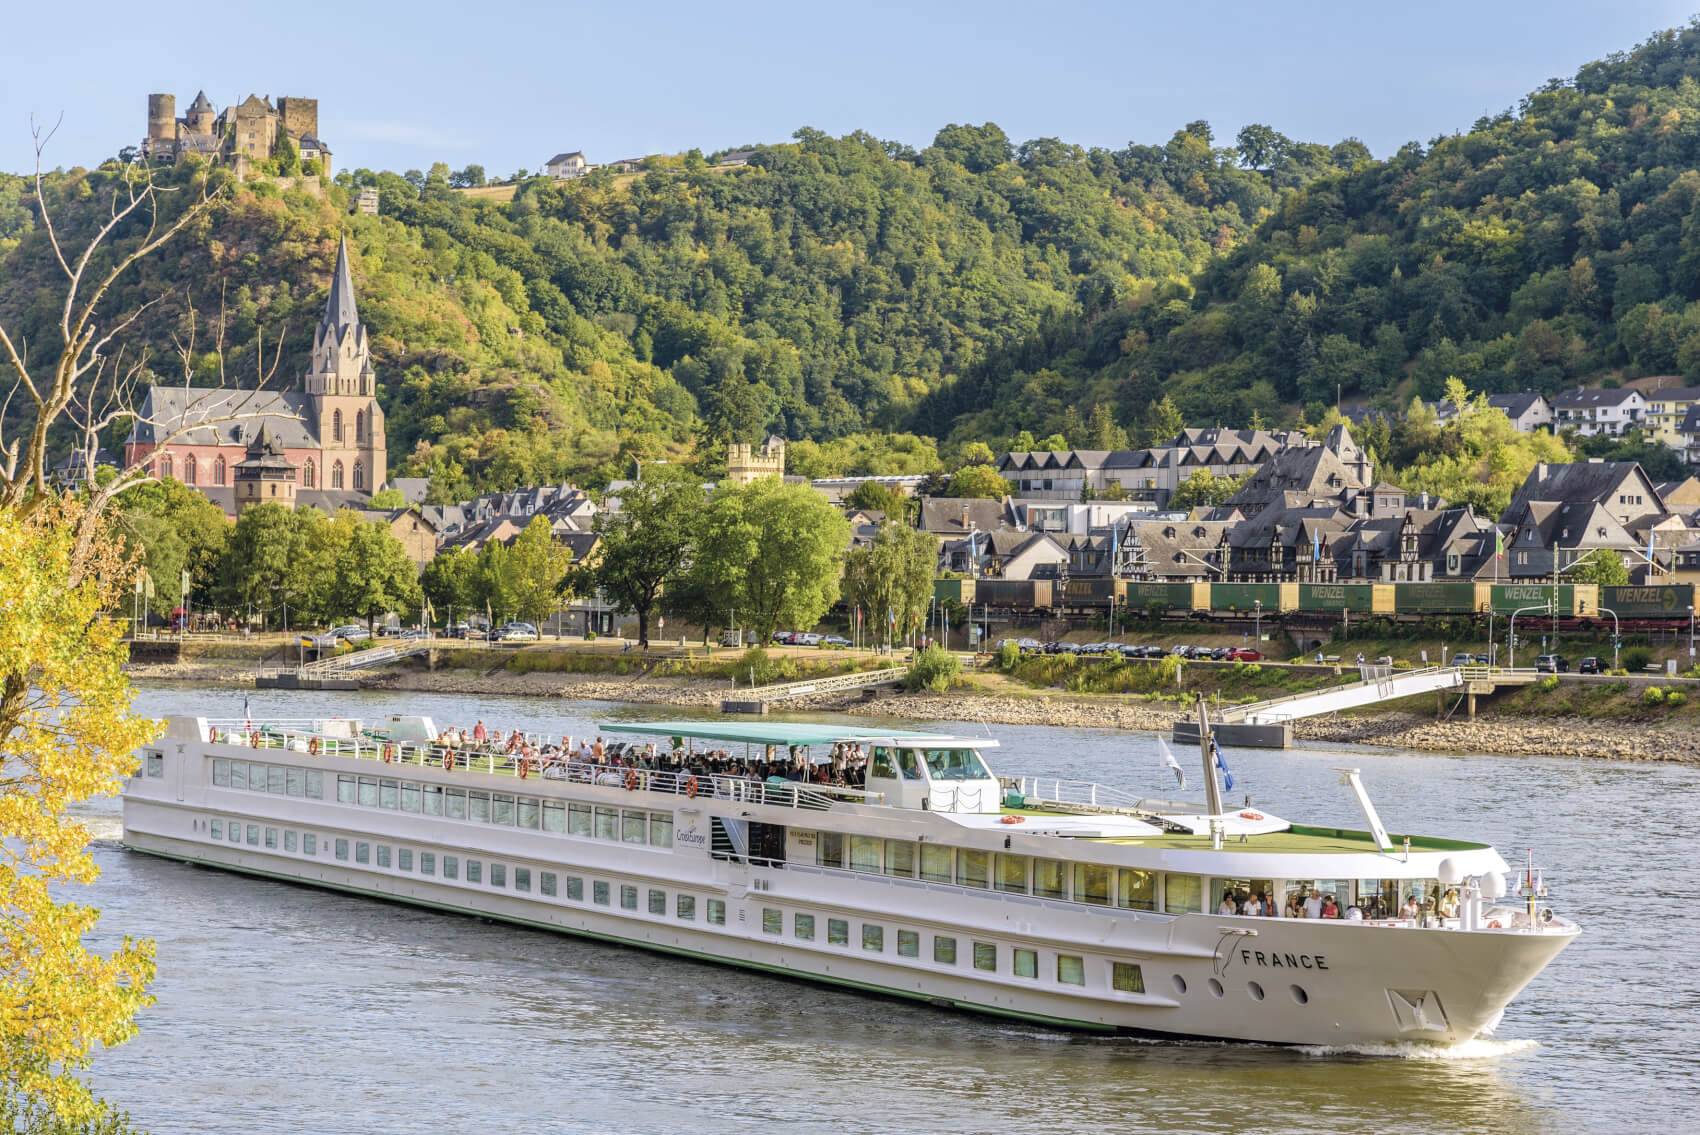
[1537,675,1560,693]
[996,639,1021,672]
[1621,646,1653,673]
[583,629,597,640]
[1665,690,1687,708]
[1643,686,1666,706]
[906,644,961,692]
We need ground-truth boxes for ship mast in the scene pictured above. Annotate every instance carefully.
[1194,699,1225,849]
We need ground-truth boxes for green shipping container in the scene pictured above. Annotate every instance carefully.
[1298,583,1376,613]
[1393,581,1481,614]
[1209,583,1285,612]
[1122,581,1201,612]
[1060,578,1117,607]
[933,579,975,605]
[1599,584,1696,619]
[1487,583,1575,616]
[977,580,1043,609]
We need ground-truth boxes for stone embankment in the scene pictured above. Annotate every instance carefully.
[125,660,1698,763]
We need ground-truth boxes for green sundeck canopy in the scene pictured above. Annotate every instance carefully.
[602,720,977,748]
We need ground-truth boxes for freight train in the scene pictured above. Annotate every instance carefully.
[933,578,1699,624]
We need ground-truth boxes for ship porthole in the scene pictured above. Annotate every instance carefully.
[1290,985,1309,1005]
[1172,974,1187,996]
[1247,981,1265,1002]
[1207,978,1224,998]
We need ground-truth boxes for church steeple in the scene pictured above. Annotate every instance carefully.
[304,234,372,397]
[321,235,359,337]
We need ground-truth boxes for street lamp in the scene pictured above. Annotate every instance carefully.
[1253,599,1262,650]
[1597,606,1620,672]
[1509,602,1551,669]
[1689,604,1695,664]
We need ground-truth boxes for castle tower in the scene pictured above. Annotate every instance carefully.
[304,236,385,493]
[185,90,216,135]
[232,424,298,514]
[146,94,176,148]
[726,434,786,487]
[277,97,319,142]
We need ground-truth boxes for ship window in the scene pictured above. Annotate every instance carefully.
[884,840,916,877]
[489,863,505,888]
[376,845,391,868]
[355,842,370,864]
[594,807,618,840]
[230,760,250,790]
[212,759,229,786]
[622,811,647,844]
[649,813,672,848]
[995,853,1029,894]
[816,832,844,868]
[304,834,317,856]
[923,748,991,781]
[564,876,583,901]
[421,784,443,815]
[870,747,897,779]
[358,777,378,807]
[244,824,258,846]
[934,936,957,965]
[676,894,694,920]
[284,830,297,853]
[569,803,592,835]
[541,872,557,897]
[862,924,884,952]
[397,848,412,871]
[1058,955,1086,986]
[707,899,725,925]
[762,908,782,934]
[794,913,815,940]
[1164,874,1202,913]
[442,856,458,880]
[973,942,997,972]
[1034,859,1069,900]
[1118,868,1158,911]
[1113,963,1145,993]
[468,791,491,823]
[956,849,990,889]
[1014,948,1037,978]
[919,844,952,883]
[492,794,514,825]
[268,766,286,794]
[542,800,565,833]
[228,822,241,844]
[287,767,305,796]
[897,929,920,958]
[517,797,539,829]
[446,789,467,820]
[380,780,399,809]
[265,827,278,849]
[828,918,849,946]
[593,881,609,905]
[647,888,664,914]
[466,860,483,885]
[1075,863,1112,906]
[305,771,323,799]
[400,782,420,812]
[850,835,881,872]
[620,884,637,910]
[335,839,349,861]
[210,819,222,839]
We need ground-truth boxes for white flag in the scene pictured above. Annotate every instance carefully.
[1157,738,1186,790]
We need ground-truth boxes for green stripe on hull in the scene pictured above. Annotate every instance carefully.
[125,843,1120,1035]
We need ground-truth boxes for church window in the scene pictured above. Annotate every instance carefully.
[303,459,316,488]
[355,411,364,441]
[159,454,173,481]
[213,456,226,485]
[184,455,197,485]
[353,461,365,491]
[331,461,344,490]
[333,410,343,444]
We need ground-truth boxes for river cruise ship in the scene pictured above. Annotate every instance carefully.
[122,713,1578,1046]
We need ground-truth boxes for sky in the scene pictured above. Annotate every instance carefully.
[0,0,1694,177]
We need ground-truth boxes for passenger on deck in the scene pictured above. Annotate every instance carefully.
[473,720,487,743]
[1244,892,1263,917]
[1345,904,1364,921]
[1440,889,1460,919]
[592,737,605,760]
[1286,892,1304,918]
[1218,890,1238,916]
[1401,895,1421,920]
[1321,895,1340,919]
[1303,891,1323,919]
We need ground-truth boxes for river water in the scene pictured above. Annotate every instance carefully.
[77,683,1694,1133]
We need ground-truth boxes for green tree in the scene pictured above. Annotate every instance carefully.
[335,520,421,634]
[842,521,938,647]
[367,488,407,508]
[845,480,911,522]
[216,503,317,628]
[419,545,481,626]
[1235,123,1290,170]
[502,515,573,626]
[117,479,230,618]
[1142,396,1184,445]
[567,471,703,647]
[1567,548,1631,586]
[1169,467,1245,510]
[946,464,1012,499]
[695,478,849,639]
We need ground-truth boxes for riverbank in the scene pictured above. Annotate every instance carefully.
[125,657,1700,763]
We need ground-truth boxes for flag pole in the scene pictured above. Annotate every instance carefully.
[1195,700,1224,849]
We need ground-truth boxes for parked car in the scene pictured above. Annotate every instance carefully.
[1226,647,1262,662]
[400,628,430,641]
[330,624,370,644]
[1577,656,1604,674]
[771,630,797,645]
[1534,654,1569,673]
[499,622,540,642]
[794,632,823,647]
[819,634,851,648]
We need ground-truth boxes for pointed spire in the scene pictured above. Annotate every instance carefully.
[321,236,359,336]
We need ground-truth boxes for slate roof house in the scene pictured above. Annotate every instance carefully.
[1498,460,1668,579]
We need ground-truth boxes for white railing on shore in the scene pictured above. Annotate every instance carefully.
[204,721,882,811]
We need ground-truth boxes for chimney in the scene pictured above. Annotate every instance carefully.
[1534,462,1547,480]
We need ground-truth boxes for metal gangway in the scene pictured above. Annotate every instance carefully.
[1221,664,1469,726]
[298,638,434,677]
[740,665,910,703]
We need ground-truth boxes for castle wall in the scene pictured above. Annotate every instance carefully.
[147,94,175,144]
[277,97,318,141]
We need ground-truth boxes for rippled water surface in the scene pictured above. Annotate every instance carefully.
[77,684,1697,1133]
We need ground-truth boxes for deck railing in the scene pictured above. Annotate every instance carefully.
[1002,775,1179,812]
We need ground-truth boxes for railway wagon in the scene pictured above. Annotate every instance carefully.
[1208,582,1297,614]
[1392,580,1481,615]
[1485,583,1596,618]
[1597,583,1698,619]
[1058,577,1117,609]
[973,579,1051,610]
[933,578,976,606]
[1122,580,1210,614]
[1296,583,1396,614]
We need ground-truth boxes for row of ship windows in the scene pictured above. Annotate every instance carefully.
[202,817,1145,994]
[210,758,674,847]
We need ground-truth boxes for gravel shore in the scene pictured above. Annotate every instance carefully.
[125,661,1697,763]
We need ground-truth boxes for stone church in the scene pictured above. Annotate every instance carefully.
[124,236,386,517]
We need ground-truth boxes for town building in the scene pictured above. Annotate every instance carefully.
[1498,460,1669,579]
[124,236,385,517]
[996,428,1299,507]
[1642,383,1700,448]
[1486,393,1554,433]
[544,152,591,179]
[725,436,787,487]
[141,91,331,177]
[1552,387,1647,437]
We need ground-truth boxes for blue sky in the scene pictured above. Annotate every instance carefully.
[0,1,1693,176]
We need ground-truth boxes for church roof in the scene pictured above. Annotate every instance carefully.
[125,388,320,448]
[322,236,359,335]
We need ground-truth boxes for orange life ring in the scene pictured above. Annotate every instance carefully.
[685,775,699,799]
[308,737,320,756]
[518,757,531,780]
[209,726,218,743]
[249,730,260,748]
[1486,919,1503,929]
[1000,815,1025,825]
[1239,811,1264,821]
[443,751,456,772]
[624,768,639,791]
[381,744,394,763]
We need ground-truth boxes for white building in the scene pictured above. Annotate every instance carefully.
[1552,387,1646,437]
[544,151,590,179]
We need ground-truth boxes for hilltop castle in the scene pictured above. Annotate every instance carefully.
[140,90,332,177]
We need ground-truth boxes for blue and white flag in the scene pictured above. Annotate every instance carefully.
[243,693,251,722]
[1649,528,1658,570]
[1157,738,1186,790]
[1211,735,1235,792]
[1312,526,1322,563]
